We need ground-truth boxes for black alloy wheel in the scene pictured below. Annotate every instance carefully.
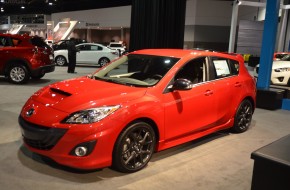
[112,122,156,173]
[232,99,253,133]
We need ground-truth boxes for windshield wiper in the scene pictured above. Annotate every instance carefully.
[93,76,148,87]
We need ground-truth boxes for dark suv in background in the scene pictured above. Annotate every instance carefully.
[0,33,55,84]
[52,39,86,51]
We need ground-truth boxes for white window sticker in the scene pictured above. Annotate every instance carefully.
[213,60,230,76]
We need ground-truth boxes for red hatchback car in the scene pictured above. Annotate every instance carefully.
[0,33,55,84]
[19,49,256,173]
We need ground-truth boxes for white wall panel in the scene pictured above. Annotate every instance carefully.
[195,0,232,26]
[51,6,131,28]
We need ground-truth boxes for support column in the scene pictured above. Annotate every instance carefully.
[228,0,239,53]
[257,0,280,89]
[277,9,288,52]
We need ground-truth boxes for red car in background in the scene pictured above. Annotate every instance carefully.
[19,49,256,173]
[0,33,55,84]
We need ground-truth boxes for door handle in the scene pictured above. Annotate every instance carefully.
[204,90,213,96]
[234,82,242,87]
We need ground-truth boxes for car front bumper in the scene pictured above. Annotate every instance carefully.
[19,108,123,170]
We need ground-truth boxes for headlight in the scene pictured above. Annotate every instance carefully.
[274,67,290,72]
[63,105,121,124]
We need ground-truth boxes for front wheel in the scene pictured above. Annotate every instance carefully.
[112,122,156,173]
[232,99,253,133]
[7,63,30,84]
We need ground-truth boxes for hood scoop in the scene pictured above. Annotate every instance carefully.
[35,87,73,107]
[50,88,72,97]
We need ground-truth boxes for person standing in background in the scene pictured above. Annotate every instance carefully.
[67,38,78,73]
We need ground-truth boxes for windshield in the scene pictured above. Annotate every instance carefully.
[281,54,290,61]
[93,54,179,87]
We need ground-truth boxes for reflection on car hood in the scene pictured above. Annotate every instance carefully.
[32,77,147,113]
[272,61,290,69]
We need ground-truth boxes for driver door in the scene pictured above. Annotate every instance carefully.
[163,57,216,141]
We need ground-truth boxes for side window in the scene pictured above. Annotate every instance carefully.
[91,45,103,51]
[0,37,13,47]
[175,57,205,84]
[0,37,5,47]
[212,57,239,79]
[229,59,239,75]
[78,45,90,51]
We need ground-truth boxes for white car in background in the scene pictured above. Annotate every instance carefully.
[107,42,127,55]
[254,57,290,86]
[54,43,119,67]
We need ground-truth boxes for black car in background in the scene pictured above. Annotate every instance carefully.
[52,39,86,51]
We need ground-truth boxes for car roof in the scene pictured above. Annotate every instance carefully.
[131,49,241,60]
[77,43,105,46]
[0,33,30,39]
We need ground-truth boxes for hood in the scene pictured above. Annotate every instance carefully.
[32,77,147,113]
[272,61,290,69]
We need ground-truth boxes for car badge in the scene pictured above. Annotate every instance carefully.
[26,108,35,117]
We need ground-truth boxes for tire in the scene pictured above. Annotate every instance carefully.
[7,63,30,84]
[55,56,67,66]
[98,57,110,67]
[112,122,156,173]
[31,73,45,79]
[232,99,253,133]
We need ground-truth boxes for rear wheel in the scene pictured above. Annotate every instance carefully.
[112,122,156,173]
[232,99,253,133]
[7,63,30,84]
[98,57,110,67]
[55,56,67,66]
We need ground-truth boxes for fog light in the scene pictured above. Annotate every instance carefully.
[75,146,88,157]
[69,140,97,157]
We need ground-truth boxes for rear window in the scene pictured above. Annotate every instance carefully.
[30,37,49,48]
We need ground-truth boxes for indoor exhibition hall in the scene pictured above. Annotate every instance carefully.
[0,0,290,190]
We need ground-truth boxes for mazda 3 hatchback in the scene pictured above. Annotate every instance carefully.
[19,49,256,173]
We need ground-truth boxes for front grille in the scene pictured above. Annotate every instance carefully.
[19,116,67,150]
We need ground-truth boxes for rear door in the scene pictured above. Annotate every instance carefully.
[77,44,102,65]
[208,56,243,125]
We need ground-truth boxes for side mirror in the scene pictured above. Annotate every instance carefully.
[172,79,192,91]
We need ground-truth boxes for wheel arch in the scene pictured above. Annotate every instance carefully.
[98,57,110,63]
[243,96,255,113]
[4,59,31,76]
[114,117,160,152]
